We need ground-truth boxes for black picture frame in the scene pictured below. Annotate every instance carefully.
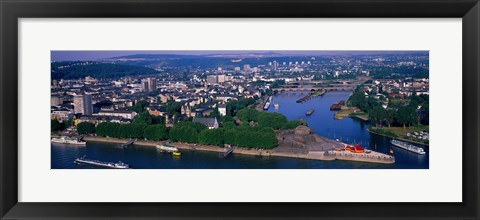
[1,0,479,219]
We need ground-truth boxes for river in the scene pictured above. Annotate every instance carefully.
[51,91,428,169]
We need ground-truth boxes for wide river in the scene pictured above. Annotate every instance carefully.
[51,91,428,169]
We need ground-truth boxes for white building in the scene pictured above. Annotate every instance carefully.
[193,117,219,129]
[218,104,227,116]
[95,110,138,119]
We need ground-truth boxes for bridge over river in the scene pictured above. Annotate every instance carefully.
[272,85,356,92]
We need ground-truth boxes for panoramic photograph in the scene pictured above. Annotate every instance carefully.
[50,50,429,169]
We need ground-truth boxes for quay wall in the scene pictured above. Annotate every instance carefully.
[330,151,395,164]
[82,136,394,164]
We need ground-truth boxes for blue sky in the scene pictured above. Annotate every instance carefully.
[51,50,428,61]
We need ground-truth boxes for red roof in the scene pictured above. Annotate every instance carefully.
[389,93,405,98]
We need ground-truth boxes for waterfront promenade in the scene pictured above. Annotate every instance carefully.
[82,134,395,164]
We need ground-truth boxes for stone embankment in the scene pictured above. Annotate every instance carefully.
[82,126,395,165]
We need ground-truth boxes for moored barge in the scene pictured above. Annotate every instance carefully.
[75,157,130,169]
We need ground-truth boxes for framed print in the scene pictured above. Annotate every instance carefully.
[1,0,479,219]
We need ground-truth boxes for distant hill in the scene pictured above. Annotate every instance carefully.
[51,61,159,80]
[104,52,429,69]
[103,53,315,69]
[107,54,200,59]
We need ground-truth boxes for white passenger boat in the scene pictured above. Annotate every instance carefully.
[51,136,86,145]
[391,139,426,155]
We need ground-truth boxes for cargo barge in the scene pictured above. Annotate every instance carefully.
[263,96,273,110]
[75,157,130,169]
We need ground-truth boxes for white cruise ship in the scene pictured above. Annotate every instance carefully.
[51,136,86,145]
[391,139,425,155]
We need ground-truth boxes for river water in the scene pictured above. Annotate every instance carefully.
[51,91,428,169]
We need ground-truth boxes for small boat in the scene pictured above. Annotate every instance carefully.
[274,102,279,108]
[157,144,181,156]
[306,109,315,115]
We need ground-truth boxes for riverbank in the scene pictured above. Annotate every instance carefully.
[333,107,369,121]
[82,136,394,164]
[368,127,429,146]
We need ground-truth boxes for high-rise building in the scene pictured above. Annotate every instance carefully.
[73,94,93,115]
[206,75,218,85]
[272,61,278,71]
[51,95,63,106]
[51,80,59,87]
[217,75,226,83]
[141,78,157,92]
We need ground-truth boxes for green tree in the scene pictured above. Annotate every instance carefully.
[129,100,149,113]
[226,98,256,116]
[236,108,258,122]
[117,124,132,138]
[384,109,395,128]
[236,130,256,148]
[132,111,154,126]
[369,106,386,127]
[260,130,278,149]
[169,126,199,143]
[349,90,368,111]
[144,124,169,141]
[51,119,66,132]
[220,115,234,123]
[421,103,429,125]
[105,122,120,137]
[198,129,224,146]
[51,62,159,80]
[281,120,303,130]
[96,122,107,136]
[76,122,96,134]
[256,112,288,129]
[224,129,238,145]
[130,124,146,139]
[166,101,182,115]
[396,107,417,128]
[64,119,73,128]
[143,125,156,140]
[222,121,237,129]
[153,125,168,140]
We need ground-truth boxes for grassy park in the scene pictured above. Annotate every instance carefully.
[369,125,429,145]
